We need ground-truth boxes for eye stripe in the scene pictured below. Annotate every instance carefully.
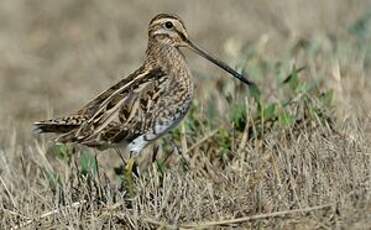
[149,16,188,41]
[176,30,187,41]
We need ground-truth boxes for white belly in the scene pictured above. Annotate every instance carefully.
[127,113,186,155]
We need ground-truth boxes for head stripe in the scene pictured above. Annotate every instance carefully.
[149,13,184,27]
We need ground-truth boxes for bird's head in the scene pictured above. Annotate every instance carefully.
[148,13,255,86]
[148,13,189,47]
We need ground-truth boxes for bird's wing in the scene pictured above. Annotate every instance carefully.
[33,65,159,136]
[68,66,169,147]
[77,65,150,118]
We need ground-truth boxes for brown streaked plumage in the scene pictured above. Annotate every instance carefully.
[33,13,254,155]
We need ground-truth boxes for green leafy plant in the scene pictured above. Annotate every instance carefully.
[80,150,98,177]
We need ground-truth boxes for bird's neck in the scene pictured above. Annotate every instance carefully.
[144,42,189,74]
[144,41,193,101]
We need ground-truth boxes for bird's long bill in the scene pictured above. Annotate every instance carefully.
[186,40,254,86]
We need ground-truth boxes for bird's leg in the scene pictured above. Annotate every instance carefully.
[123,157,135,197]
[114,147,127,165]
[122,151,141,197]
[169,140,182,156]
[127,151,141,178]
[161,136,182,156]
[152,143,161,162]
[168,139,191,170]
[113,147,127,177]
[93,149,101,183]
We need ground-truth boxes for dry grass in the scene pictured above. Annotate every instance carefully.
[1,0,371,229]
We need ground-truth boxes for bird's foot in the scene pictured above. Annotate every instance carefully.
[125,158,141,178]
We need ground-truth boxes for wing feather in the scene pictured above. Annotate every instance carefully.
[75,67,168,147]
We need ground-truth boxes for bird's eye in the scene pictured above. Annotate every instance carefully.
[165,21,173,29]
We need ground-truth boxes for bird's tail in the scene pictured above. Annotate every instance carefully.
[32,115,87,134]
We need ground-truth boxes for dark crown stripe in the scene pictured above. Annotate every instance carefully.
[149,13,183,26]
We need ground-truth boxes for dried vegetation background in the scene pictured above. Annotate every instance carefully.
[1,0,371,229]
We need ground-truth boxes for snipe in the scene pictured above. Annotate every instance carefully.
[33,13,254,159]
